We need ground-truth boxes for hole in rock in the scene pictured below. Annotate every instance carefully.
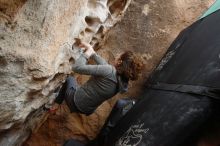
[85,16,101,27]
[80,31,85,36]
[93,42,100,51]
[27,89,42,99]
[58,62,68,71]
[109,0,127,16]
[73,38,82,49]
[0,56,8,67]
[32,76,49,81]
[0,0,27,20]
[59,63,64,67]
[97,25,104,34]
[91,37,98,41]
[85,28,94,34]
[95,25,105,39]
[69,57,75,64]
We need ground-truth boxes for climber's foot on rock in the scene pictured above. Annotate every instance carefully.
[49,103,60,113]
[43,103,60,114]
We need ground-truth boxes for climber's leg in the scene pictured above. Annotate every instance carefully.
[65,84,81,112]
[54,76,78,104]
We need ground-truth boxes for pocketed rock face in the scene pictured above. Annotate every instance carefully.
[25,0,215,146]
[0,0,215,146]
[0,0,131,146]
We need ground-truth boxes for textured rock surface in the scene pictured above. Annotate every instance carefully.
[0,0,131,145]
[0,0,215,146]
[24,0,215,146]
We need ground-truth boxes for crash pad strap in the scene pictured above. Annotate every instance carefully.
[149,82,220,100]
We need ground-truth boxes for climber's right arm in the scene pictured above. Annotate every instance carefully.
[91,53,108,65]
[72,54,112,76]
[79,42,108,65]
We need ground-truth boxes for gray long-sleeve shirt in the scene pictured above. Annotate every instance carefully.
[72,53,118,114]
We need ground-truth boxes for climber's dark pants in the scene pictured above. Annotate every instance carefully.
[54,76,81,113]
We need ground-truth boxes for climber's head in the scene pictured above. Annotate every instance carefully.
[114,51,144,81]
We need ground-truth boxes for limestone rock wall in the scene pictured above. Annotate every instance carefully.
[0,0,131,146]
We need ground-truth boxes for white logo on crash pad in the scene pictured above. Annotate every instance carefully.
[116,123,149,146]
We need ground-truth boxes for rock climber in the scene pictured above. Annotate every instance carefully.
[46,42,144,115]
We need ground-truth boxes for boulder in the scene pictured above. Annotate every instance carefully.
[0,0,131,145]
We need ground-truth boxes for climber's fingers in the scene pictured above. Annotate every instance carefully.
[80,47,87,52]
[79,42,93,50]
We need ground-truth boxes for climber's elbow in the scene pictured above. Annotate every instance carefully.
[72,64,87,74]
[72,64,81,72]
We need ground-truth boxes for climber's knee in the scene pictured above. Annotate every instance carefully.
[116,99,128,109]
[66,76,78,89]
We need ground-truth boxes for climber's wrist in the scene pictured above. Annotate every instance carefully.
[84,45,95,58]
[84,50,95,59]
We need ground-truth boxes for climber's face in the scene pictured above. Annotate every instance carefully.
[114,54,122,67]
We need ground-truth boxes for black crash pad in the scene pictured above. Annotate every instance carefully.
[63,139,85,146]
[93,10,220,146]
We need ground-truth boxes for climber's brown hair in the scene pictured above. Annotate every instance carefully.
[115,51,144,81]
